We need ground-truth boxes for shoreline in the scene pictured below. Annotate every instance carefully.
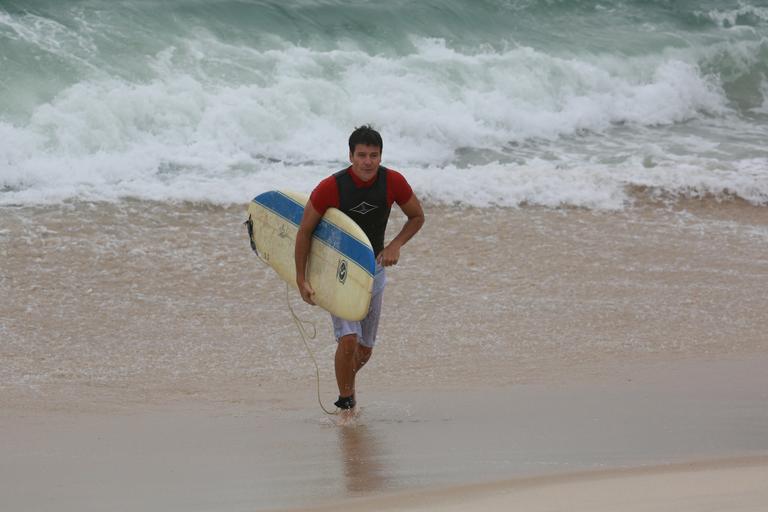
[2,200,768,411]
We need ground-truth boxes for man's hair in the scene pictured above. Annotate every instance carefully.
[348,125,383,153]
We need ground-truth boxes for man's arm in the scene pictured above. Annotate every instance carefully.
[378,194,425,267]
[295,201,323,305]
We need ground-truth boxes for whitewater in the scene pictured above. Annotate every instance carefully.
[1,0,767,208]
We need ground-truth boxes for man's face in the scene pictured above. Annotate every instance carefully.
[349,144,382,182]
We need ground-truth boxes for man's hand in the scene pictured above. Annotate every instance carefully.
[297,278,316,305]
[377,242,402,267]
[295,201,322,306]
[376,194,424,267]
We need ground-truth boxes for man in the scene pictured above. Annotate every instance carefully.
[294,125,425,411]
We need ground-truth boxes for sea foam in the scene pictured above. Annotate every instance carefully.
[1,9,767,208]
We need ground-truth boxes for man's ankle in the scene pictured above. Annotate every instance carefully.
[334,394,356,410]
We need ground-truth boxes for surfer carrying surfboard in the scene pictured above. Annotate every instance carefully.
[295,125,425,411]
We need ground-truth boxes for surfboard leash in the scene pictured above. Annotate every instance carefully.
[284,283,339,416]
[245,216,339,415]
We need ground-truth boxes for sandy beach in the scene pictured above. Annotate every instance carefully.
[2,201,768,511]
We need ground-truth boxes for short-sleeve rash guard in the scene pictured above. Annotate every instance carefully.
[309,167,413,215]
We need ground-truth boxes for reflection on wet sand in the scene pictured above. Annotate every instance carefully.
[337,421,389,495]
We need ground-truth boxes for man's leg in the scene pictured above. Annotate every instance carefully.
[332,269,384,409]
[335,334,373,399]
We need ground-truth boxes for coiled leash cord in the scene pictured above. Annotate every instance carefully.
[284,283,339,416]
[245,217,338,416]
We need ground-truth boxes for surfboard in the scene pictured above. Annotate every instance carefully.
[246,190,375,321]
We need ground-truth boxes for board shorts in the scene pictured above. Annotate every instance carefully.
[331,263,386,348]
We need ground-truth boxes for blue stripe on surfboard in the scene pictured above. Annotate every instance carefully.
[252,190,376,277]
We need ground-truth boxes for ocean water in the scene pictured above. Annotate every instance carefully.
[1,0,767,208]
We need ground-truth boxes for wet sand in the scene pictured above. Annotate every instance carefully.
[2,355,768,511]
[281,457,768,512]
[1,200,768,509]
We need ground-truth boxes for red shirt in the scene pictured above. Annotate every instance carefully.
[309,167,413,215]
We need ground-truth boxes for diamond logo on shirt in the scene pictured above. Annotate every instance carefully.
[350,201,379,215]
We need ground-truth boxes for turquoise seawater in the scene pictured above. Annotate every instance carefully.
[1,0,767,207]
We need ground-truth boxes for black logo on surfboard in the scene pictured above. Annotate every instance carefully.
[337,259,348,284]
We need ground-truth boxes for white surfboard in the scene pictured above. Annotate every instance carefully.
[246,190,375,321]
